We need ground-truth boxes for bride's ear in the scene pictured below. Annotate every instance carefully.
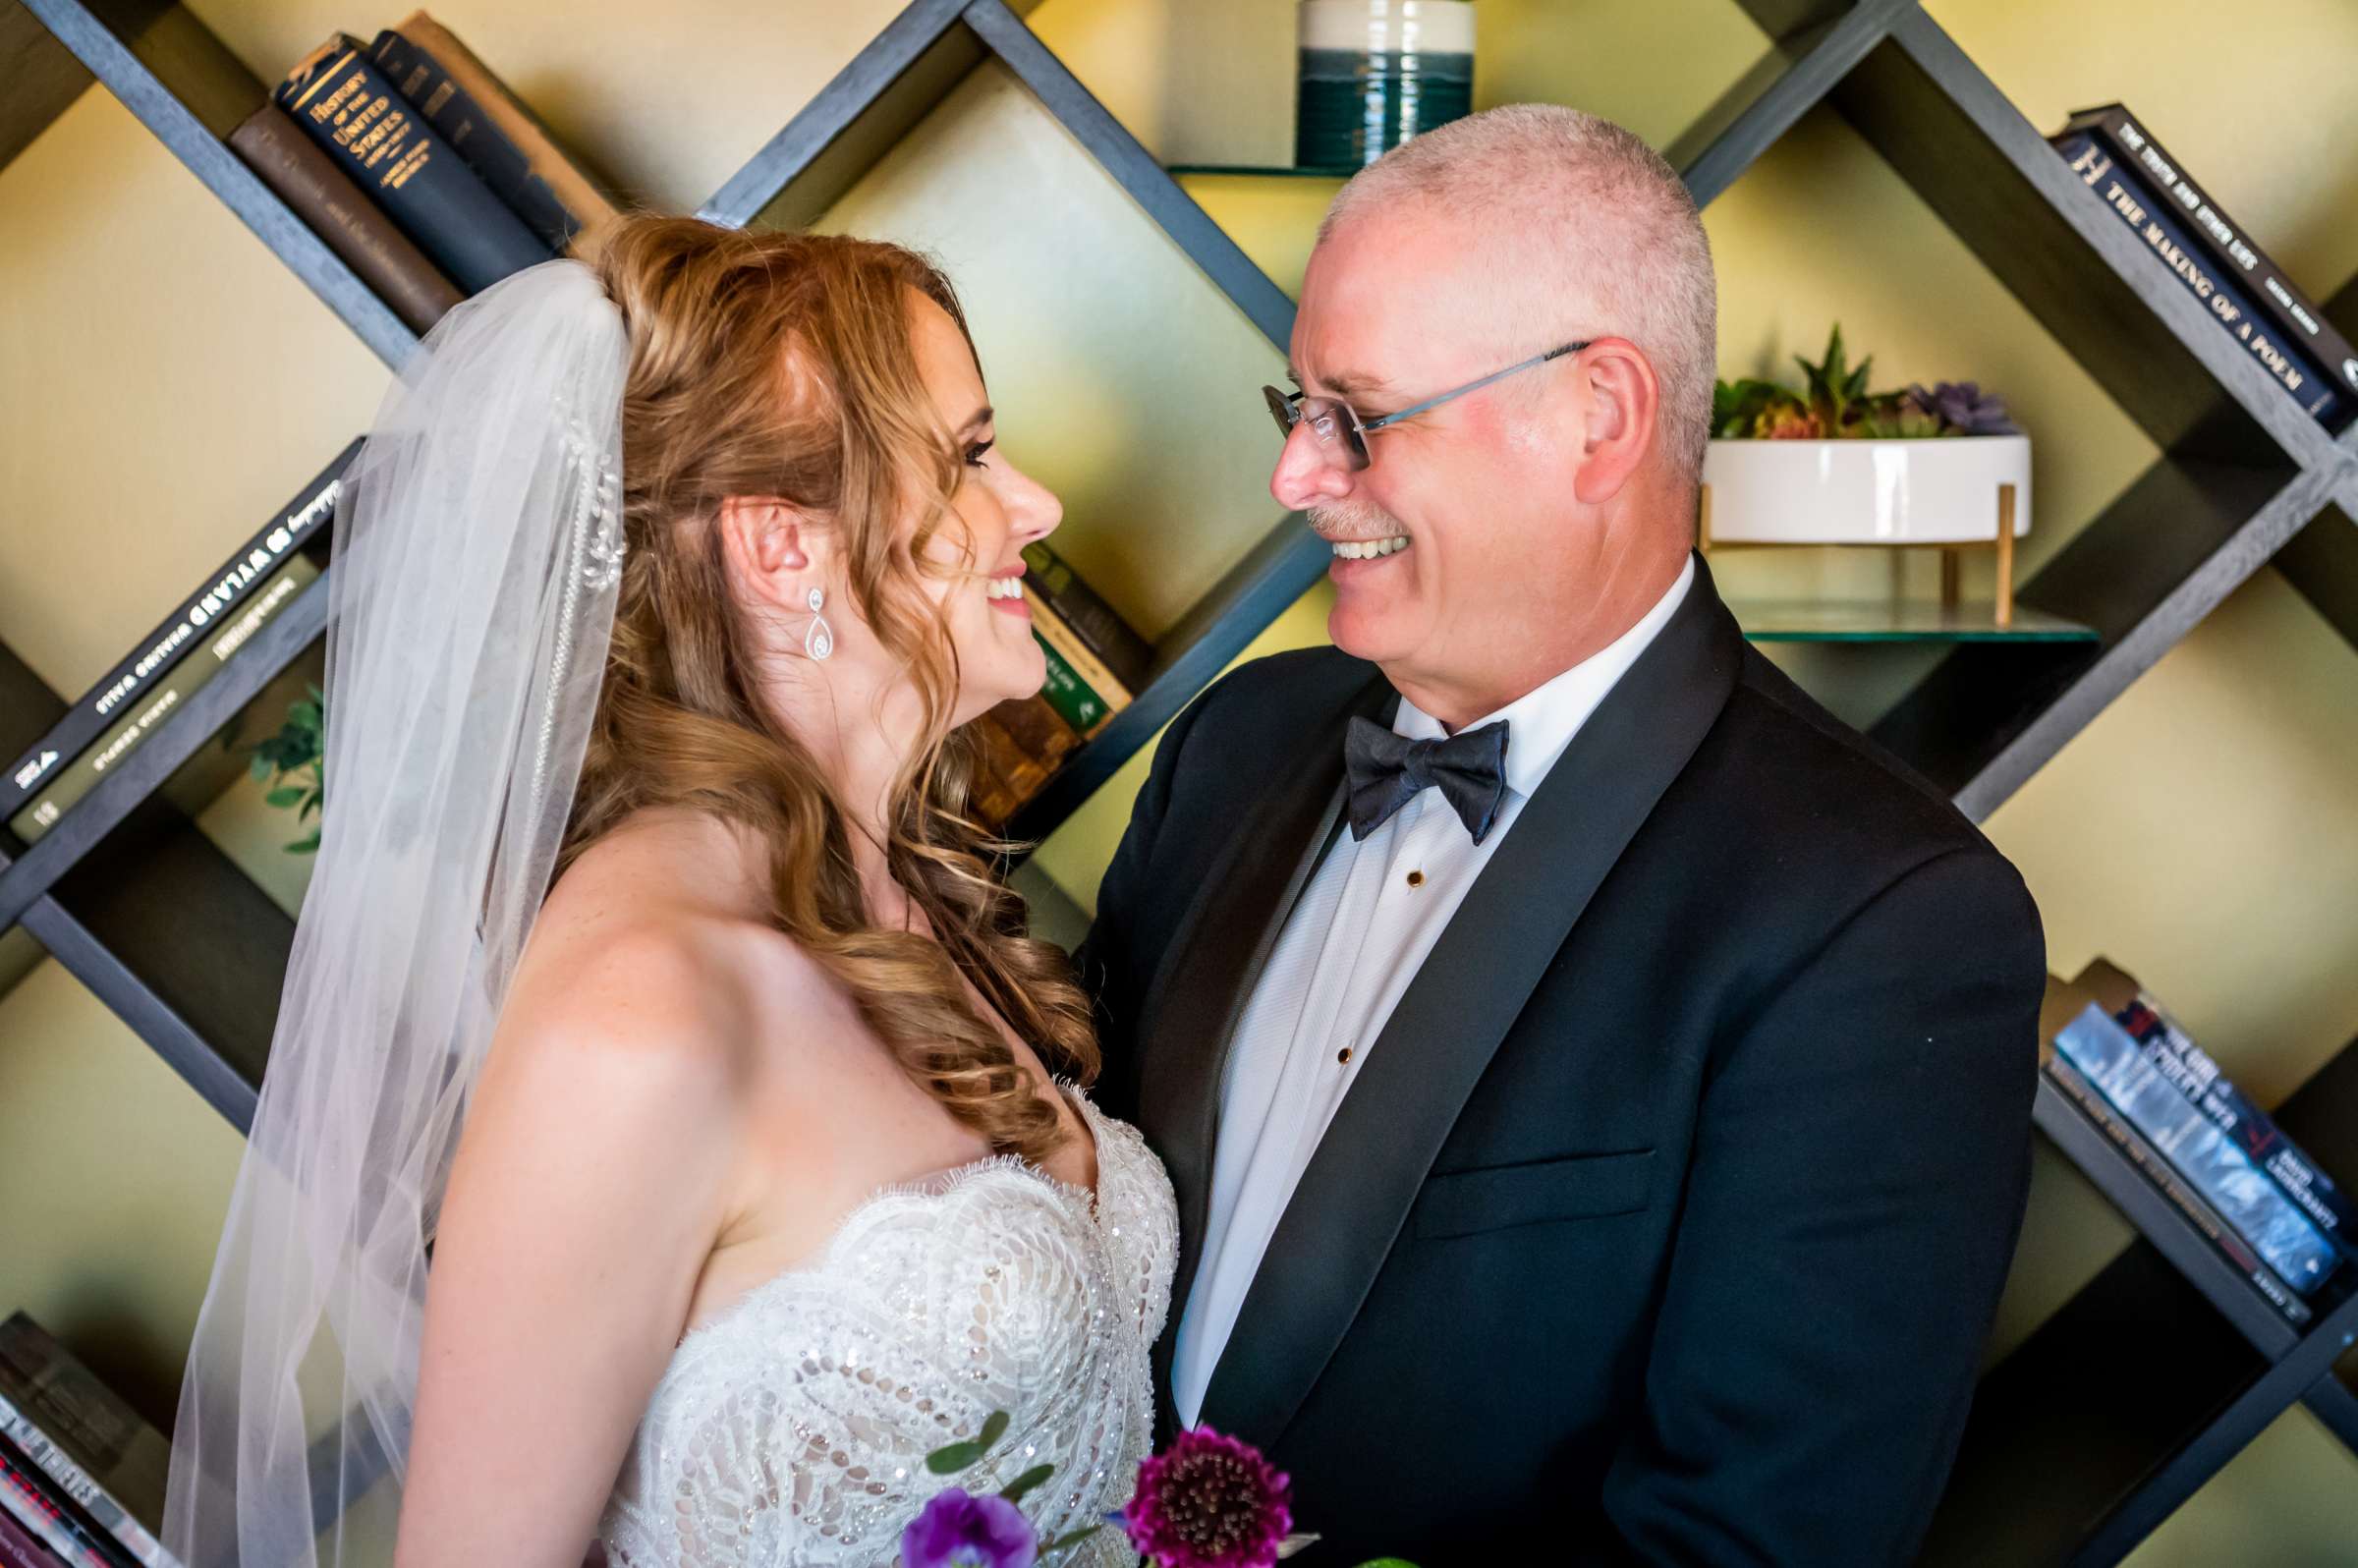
[717,495,820,610]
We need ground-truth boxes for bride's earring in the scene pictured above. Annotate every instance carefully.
[804,587,834,661]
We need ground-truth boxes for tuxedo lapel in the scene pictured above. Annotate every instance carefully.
[1135,665,1396,1410]
[1197,554,1746,1446]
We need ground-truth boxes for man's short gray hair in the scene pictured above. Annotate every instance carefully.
[1320,104,1717,482]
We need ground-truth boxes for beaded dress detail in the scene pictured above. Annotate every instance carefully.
[595,1092,1176,1566]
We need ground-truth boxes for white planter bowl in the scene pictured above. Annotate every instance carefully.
[1701,434,2032,544]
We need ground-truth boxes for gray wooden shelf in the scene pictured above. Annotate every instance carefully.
[6,4,2357,1560]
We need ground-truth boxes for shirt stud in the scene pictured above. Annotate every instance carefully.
[1405,869,1426,888]
[1337,1046,1354,1065]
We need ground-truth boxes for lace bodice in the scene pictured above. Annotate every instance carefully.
[596,1092,1177,1567]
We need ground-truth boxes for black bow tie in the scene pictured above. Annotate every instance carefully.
[1344,714,1511,845]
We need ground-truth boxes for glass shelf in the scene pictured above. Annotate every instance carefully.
[1728,600,2098,644]
[1166,164,1360,179]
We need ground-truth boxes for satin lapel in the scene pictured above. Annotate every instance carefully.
[1135,666,1398,1397]
[1197,555,1746,1446]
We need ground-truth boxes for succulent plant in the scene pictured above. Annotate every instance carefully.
[1712,325,2016,440]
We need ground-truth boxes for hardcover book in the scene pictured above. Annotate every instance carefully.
[969,696,1081,829]
[0,1505,62,1568]
[2050,999,2340,1299]
[275,34,552,295]
[1019,540,1151,695]
[0,1316,174,1568]
[227,102,463,335]
[2053,131,2349,430]
[9,555,320,846]
[369,28,582,253]
[0,456,343,822]
[384,12,622,255]
[2060,105,2358,404]
[0,1431,132,1568]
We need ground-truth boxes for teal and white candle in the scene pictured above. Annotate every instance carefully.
[1295,0,1477,171]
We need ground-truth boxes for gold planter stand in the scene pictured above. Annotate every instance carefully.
[1699,480,2019,630]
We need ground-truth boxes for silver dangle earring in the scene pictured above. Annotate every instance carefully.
[804,587,834,661]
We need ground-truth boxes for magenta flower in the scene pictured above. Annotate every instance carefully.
[1122,1426,1295,1568]
[901,1487,1039,1568]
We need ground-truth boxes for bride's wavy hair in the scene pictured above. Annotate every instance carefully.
[562,214,1097,1161]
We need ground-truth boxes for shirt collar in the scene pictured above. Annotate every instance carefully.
[1393,554,1696,800]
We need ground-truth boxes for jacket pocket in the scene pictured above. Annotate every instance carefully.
[1412,1148,1656,1240]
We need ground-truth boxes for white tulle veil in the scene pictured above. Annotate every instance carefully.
[161,258,629,1568]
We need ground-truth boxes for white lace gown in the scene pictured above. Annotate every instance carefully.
[595,1092,1177,1567]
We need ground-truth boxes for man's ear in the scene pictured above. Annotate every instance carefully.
[1570,338,1660,506]
[717,495,816,612]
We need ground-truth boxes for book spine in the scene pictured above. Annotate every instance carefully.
[0,1317,170,1568]
[0,1397,161,1568]
[1026,589,1134,706]
[0,1438,126,1568]
[2051,1003,2340,1297]
[0,462,342,820]
[227,103,463,336]
[1031,631,1115,740]
[2115,993,2358,1256]
[386,14,620,250]
[1019,540,1151,692]
[0,1505,65,1568]
[2063,106,2358,405]
[274,37,552,295]
[969,697,1080,828]
[2054,132,2350,429]
[9,555,320,845]
[368,31,580,253]
[2044,1051,2314,1326]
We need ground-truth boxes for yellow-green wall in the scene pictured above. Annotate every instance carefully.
[3,0,2354,1554]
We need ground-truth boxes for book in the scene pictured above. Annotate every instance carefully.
[2060,106,2358,406]
[2075,960,2358,1260]
[275,34,552,295]
[0,1316,174,1568]
[1032,628,1117,740]
[2043,1043,2314,1326]
[2053,131,2350,430]
[227,101,464,335]
[382,12,622,256]
[1019,540,1151,695]
[969,696,1081,830]
[2051,998,2340,1299]
[0,1431,132,1568]
[0,1505,64,1568]
[0,456,343,822]
[369,29,581,253]
[10,554,321,845]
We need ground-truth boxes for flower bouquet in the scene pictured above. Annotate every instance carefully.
[903,1415,1414,1568]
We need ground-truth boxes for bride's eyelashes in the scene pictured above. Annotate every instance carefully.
[965,437,995,468]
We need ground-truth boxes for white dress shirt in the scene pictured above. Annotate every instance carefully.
[1168,556,1695,1426]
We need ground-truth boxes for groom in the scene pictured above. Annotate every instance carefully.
[1083,105,2045,1564]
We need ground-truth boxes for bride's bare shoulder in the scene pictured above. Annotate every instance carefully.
[499,810,828,1078]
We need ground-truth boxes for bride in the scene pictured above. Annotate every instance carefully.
[160,216,1176,1568]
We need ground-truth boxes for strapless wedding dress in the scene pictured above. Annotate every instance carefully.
[595,1092,1177,1567]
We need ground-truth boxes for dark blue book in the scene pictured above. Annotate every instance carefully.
[2053,1002,2341,1299]
[2115,991,2358,1260]
[367,29,581,253]
[1,450,347,823]
[274,34,552,295]
[2053,131,2351,432]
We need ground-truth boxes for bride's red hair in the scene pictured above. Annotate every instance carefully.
[562,214,1096,1161]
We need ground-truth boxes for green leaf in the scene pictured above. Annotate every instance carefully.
[1349,1560,1422,1567]
[307,683,325,705]
[290,701,322,730]
[998,1464,1054,1505]
[264,785,305,809]
[287,829,321,855]
[925,1412,1011,1476]
[1039,1525,1102,1557]
[250,753,275,783]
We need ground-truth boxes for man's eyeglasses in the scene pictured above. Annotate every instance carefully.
[1263,341,1591,473]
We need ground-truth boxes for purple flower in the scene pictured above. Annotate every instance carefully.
[902,1487,1039,1568]
[1910,380,2020,436]
[1122,1426,1294,1568]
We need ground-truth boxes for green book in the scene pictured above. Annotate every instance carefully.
[11,554,319,844]
[1032,632,1113,738]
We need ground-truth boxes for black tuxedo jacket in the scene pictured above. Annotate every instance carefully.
[1080,555,2045,1565]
